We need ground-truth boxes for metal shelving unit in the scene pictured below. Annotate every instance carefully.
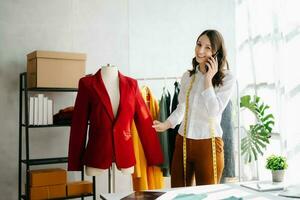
[18,72,96,200]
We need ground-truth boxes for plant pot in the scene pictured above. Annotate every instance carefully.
[271,170,285,182]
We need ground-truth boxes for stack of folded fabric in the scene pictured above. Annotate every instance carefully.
[53,106,74,125]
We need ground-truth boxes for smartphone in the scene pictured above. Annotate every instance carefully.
[205,52,219,72]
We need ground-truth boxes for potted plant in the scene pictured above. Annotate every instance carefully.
[240,95,275,163]
[266,155,288,182]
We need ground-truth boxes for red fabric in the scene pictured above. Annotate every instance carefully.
[67,69,164,171]
[53,106,74,124]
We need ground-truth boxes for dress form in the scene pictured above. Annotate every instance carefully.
[85,64,134,176]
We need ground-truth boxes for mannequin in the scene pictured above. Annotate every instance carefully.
[85,64,134,176]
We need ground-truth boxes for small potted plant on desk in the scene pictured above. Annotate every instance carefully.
[266,155,288,182]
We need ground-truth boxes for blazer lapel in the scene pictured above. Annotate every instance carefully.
[114,72,128,123]
[93,69,114,121]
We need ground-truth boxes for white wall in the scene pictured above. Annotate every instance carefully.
[129,0,236,97]
[0,0,235,199]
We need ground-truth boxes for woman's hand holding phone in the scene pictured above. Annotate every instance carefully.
[205,54,218,80]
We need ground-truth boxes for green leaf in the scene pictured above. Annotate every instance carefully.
[257,135,270,143]
[266,155,288,170]
[240,95,275,163]
[258,104,264,112]
[255,139,267,149]
[261,105,270,115]
[262,114,275,122]
[253,139,264,155]
[255,96,260,103]
[251,146,258,160]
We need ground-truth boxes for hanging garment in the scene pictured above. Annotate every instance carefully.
[165,88,171,116]
[131,86,164,190]
[168,81,180,171]
[159,88,171,177]
[131,121,149,190]
[220,100,236,183]
[67,69,163,171]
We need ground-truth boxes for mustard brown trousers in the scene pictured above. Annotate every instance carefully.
[171,134,224,187]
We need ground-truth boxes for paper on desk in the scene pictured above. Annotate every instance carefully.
[279,184,300,198]
[240,182,284,192]
[156,185,252,200]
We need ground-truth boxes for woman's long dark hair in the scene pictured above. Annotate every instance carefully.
[189,30,229,87]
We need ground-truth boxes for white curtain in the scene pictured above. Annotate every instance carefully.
[236,0,300,184]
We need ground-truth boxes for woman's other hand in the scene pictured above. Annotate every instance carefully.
[152,120,171,132]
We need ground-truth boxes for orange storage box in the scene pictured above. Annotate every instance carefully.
[67,181,93,196]
[30,184,66,200]
[27,50,86,88]
[30,168,67,187]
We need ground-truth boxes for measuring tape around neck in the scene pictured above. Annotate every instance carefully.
[182,74,218,186]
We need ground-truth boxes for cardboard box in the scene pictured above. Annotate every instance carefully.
[27,50,86,88]
[67,181,93,196]
[30,168,67,187]
[30,184,66,200]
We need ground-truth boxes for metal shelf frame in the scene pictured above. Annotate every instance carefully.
[18,72,96,200]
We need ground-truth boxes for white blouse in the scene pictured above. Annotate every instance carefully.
[167,68,235,139]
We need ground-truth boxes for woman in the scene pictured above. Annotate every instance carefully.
[153,30,235,187]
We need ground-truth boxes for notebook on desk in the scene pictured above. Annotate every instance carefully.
[120,191,165,200]
[240,182,284,192]
[278,185,300,198]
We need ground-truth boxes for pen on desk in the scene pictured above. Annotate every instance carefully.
[256,183,261,189]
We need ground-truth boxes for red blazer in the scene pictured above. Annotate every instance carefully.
[68,69,164,171]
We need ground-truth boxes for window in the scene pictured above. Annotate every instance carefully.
[236,0,300,183]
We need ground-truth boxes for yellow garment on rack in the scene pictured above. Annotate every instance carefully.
[131,86,164,191]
